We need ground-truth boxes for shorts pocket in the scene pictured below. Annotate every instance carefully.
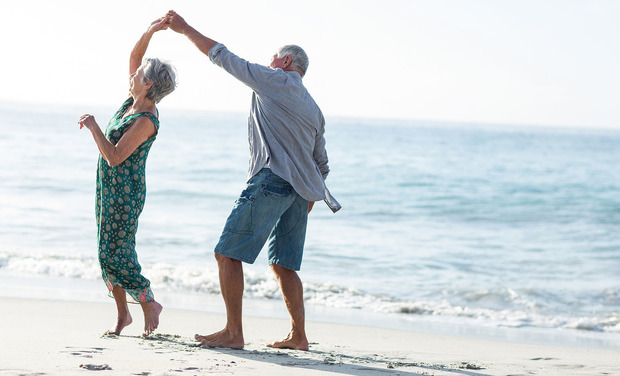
[261,181,292,198]
[224,192,255,235]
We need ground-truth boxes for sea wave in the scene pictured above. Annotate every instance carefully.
[1,252,618,334]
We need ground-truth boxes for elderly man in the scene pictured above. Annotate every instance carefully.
[166,11,340,350]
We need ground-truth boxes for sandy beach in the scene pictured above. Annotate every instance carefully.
[1,297,618,376]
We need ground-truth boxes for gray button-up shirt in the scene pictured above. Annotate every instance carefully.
[209,43,340,212]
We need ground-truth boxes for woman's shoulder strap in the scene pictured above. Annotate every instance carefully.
[139,112,160,130]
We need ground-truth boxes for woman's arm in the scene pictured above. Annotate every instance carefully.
[79,114,156,166]
[130,17,169,75]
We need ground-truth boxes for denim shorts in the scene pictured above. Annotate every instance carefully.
[214,168,309,271]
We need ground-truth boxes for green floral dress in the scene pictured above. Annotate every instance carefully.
[95,97,159,303]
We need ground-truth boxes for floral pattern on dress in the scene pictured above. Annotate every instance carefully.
[95,97,159,303]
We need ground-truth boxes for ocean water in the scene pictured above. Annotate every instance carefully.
[1,103,619,349]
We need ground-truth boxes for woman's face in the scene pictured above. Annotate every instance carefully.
[129,66,149,96]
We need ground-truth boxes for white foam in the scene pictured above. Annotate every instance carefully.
[1,251,618,336]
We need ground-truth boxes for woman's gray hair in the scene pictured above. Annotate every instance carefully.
[277,45,309,77]
[142,58,177,104]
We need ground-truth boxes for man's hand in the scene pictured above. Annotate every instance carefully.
[163,10,217,56]
[166,10,188,34]
[308,201,315,213]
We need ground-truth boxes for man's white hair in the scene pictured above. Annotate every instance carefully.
[277,45,309,77]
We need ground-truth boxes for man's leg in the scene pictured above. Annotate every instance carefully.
[195,253,245,349]
[267,264,309,351]
[198,169,297,348]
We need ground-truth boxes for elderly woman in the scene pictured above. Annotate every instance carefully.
[79,17,176,336]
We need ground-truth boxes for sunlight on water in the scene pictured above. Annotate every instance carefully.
[1,106,619,347]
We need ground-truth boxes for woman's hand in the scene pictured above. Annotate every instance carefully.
[78,114,98,131]
[79,113,156,167]
[148,17,169,34]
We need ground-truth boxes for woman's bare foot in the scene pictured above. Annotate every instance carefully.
[267,330,309,351]
[141,301,163,336]
[104,314,133,336]
[195,328,244,349]
[106,285,133,335]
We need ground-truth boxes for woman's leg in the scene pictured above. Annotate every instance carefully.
[106,284,162,336]
[105,284,133,335]
[140,299,163,336]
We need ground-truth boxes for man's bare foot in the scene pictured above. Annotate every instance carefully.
[267,330,309,351]
[141,301,163,336]
[195,328,244,349]
[104,314,133,336]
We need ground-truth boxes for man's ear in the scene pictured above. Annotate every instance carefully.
[283,55,292,68]
[145,81,154,90]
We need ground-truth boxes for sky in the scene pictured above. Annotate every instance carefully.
[2,0,619,128]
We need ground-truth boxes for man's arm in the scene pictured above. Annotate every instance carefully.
[313,115,330,179]
[165,10,277,93]
[166,10,218,56]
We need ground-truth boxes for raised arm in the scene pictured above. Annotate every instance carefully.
[130,17,169,75]
[166,10,218,56]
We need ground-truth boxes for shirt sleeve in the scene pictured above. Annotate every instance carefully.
[313,113,330,179]
[208,43,277,93]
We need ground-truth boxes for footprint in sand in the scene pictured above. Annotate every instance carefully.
[62,347,106,359]
[79,364,112,371]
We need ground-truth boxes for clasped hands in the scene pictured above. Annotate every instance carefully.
[148,10,187,34]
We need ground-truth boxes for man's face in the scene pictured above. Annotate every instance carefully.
[269,53,287,70]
